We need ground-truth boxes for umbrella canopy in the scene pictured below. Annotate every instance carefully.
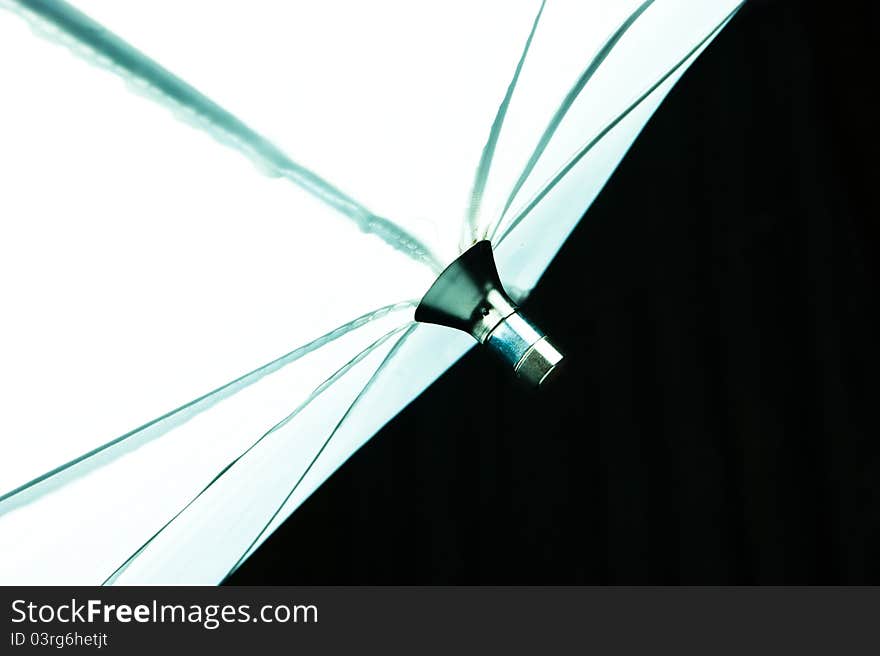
[0,0,742,583]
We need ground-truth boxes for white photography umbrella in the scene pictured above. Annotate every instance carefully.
[0,0,742,583]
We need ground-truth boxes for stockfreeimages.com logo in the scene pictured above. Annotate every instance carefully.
[11,599,318,631]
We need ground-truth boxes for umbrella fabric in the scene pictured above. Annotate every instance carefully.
[0,0,742,583]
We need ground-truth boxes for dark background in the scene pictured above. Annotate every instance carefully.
[228,0,879,584]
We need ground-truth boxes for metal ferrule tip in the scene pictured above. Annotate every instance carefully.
[414,241,563,387]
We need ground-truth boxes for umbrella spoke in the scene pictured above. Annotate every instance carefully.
[102,323,412,585]
[487,0,655,243]
[493,3,743,245]
[0,302,415,513]
[7,0,442,271]
[461,0,546,250]
[223,324,417,581]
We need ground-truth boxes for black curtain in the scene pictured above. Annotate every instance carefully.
[228,0,879,584]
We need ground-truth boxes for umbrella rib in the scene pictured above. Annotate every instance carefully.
[461,0,546,250]
[494,4,744,246]
[484,0,656,244]
[102,323,412,585]
[0,301,416,513]
[222,323,418,581]
[8,0,442,271]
